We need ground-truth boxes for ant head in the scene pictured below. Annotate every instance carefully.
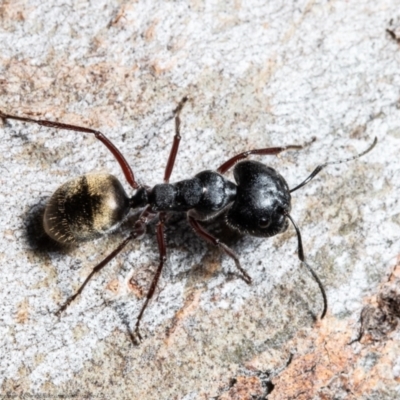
[226,161,291,237]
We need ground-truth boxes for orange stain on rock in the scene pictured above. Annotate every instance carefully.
[219,376,264,400]
[269,260,400,400]
[163,289,202,345]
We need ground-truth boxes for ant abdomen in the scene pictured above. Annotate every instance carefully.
[43,173,130,245]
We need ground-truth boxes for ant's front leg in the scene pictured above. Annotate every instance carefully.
[188,214,251,284]
[217,144,303,175]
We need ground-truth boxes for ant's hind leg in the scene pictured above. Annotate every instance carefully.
[55,205,157,316]
[0,110,139,189]
[188,215,252,284]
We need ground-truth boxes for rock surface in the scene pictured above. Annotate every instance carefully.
[0,1,399,398]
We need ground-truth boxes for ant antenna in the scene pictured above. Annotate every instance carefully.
[290,137,377,193]
[286,213,327,319]
[284,137,377,319]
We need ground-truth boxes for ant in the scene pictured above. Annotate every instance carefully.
[0,98,377,343]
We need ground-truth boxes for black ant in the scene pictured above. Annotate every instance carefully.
[0,98,377,343]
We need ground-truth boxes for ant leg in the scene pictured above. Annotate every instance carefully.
[0,110,138,189]
[56,205,157,315]
[290,137,377,193]
[133,212,167,341]
[217,144,304,174]
[188,215,252,284]
[285,213,327,319]
[163,96,189,183]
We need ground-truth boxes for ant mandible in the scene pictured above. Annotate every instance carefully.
[0,97,377,343]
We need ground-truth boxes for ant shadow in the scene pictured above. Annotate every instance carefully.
[23,198,67,254]
[22,197,247,284]
[21,197,251,341]
[162,211,247,283]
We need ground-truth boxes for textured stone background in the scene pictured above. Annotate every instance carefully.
[0,0,400,399]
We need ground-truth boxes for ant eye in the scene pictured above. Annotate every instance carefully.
[258,217,270,228]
